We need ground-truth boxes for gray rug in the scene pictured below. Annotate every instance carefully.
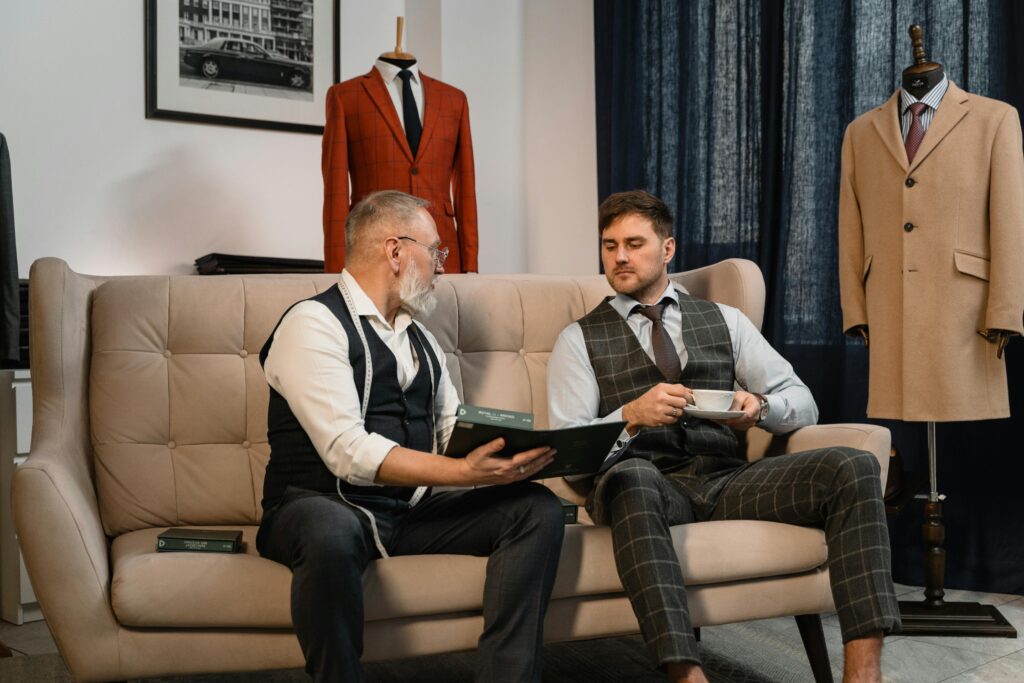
[0,625,836,682]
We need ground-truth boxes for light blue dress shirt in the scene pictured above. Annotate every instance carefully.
[547,282,819,465]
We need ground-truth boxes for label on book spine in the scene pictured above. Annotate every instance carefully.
[157,538,238,553]
[456,404,534,430]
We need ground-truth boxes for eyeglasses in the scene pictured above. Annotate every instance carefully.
[397,236,449,269]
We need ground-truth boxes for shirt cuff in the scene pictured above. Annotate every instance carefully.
[341,434,401,487]
[605,407,635,452]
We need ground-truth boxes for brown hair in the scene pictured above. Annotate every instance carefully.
[598,190,673,240]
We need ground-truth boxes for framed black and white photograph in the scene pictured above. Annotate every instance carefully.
[145,0,339,134]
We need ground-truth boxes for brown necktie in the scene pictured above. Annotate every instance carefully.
[904,102,928,164]
[635,302,682,381]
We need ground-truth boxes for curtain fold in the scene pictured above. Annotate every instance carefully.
[595,0,1024,593]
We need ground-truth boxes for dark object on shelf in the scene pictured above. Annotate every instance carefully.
[0,280,28,370]
[195,253,325,275]
[1,133,19,366]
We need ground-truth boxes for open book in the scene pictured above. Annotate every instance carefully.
[443,405,626,479]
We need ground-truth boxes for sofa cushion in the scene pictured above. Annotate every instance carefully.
[110,520,826,628]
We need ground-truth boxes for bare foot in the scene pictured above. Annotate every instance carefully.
[843,632,883,683]
[666,661,709,683]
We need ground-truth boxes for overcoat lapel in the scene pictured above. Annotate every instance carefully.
[907,81,970,174]
[869,91,909,173]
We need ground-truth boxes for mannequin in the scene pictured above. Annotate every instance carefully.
[849,25,1015,359]
[379,17,416,71]
[838,23,1023,637]
[322,17,479,273]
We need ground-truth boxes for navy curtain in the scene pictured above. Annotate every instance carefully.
[595,0,1024,594]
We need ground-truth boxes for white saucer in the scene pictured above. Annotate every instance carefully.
[683,405,744,420]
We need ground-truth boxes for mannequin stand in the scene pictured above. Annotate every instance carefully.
[897,422,1017,636]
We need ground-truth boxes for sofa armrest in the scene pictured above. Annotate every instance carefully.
[13,446,121,681]
[783,424,892,491]
[12,258,122,681]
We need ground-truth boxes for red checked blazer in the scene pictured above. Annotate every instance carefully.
[322,67,479,273]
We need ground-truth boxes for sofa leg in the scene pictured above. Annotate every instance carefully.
[794,614,833,683]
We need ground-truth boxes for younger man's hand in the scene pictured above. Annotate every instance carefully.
[622,383,694,435]
[715,391,760,431]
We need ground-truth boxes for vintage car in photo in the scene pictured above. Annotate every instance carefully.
[181,37,311,90]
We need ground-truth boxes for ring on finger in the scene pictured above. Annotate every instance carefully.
[518,465,526,474]
[671,407,679,418]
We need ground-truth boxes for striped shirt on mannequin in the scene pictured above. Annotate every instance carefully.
[900,75,948,140]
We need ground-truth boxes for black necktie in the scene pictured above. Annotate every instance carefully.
[397,70,422,157]
[635,301,682,381]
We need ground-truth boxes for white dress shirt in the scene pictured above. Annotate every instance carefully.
[547,282,818,464]
[900,74,948,141]
[263,270,460,487]
[374,59,424,131]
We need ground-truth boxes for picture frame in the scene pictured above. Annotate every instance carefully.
[145,0,339,134]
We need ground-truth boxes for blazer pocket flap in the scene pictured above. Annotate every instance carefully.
[443,199,456,217]
[954,250,990,282]
[862,255,873,283]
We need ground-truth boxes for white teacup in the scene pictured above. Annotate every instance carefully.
[690,389,735,412]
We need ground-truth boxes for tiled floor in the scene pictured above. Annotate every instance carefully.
[0,583,1021,682]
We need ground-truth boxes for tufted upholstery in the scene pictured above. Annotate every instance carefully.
[89,265,764,536]
[14,258,888,682]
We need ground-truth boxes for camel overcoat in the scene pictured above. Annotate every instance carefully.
[838,81,1024,422]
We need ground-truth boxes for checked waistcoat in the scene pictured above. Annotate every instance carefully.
[578,289,741,472]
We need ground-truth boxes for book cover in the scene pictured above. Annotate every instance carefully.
[558,497,579,525]
[444,406,625,479]
[157,528,242,553]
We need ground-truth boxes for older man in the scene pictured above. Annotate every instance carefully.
[547,190,899,683]
[257,190,565,682]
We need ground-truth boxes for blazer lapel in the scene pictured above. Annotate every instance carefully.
[361,68,414,162]
[415,73,440,163]
[907,80,970,174]
[869,91,909,173]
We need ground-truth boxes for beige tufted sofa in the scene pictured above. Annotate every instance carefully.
[13,257,890,682]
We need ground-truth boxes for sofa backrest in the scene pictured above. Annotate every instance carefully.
[75,261,764,535]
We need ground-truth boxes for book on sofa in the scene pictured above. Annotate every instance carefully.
[444,404,625,479]
[156,528,243,553]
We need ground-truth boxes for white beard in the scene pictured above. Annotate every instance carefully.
[398,264,438,317]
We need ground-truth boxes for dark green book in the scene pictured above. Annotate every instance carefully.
[559,497,579,524]
[445,404,625,479]
[157,528,242,554]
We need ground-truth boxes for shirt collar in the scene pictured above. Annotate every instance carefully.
[339,269,413,333]
[609,281,680,320]
[374,59,420,87]
[901,74,948,115]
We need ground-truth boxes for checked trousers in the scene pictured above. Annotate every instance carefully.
[587,447,900,667]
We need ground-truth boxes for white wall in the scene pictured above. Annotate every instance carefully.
[0,0,597,278]
[523,0,598,274]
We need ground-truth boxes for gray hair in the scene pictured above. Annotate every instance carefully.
[345,190,431,258]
